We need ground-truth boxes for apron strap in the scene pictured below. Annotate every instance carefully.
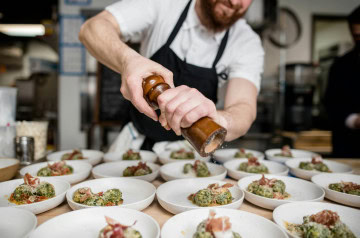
[165,0,192,47]
[212,29,229,68]
[165,0,230,70]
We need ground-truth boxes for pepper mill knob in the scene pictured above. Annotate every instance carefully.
[142,75,227,156]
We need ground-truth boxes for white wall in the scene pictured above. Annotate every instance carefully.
[263,0,359,78]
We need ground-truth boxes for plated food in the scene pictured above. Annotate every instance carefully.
[0,207,37,238]
[286,158,353,180]
[238,157,268,174]
[212,148,264,164]
[47,149,103,166]
[329,181,360,196]
[104,150,157,163]
[156,179,244,214]
[0,175,70,214]
[158,149,210,164]
[298,156,331,172]
[37,161,73,176]
[273,202,360,238]
[161,208,288,238]
[66,177,156,211]
[99,216,141,238]
[183,160,210,177]
[92,161,160,182]
[160,161,227,181]
[30,207,160,238]
[193,210,241,238]
[170,148,195,160]
[122,149,141,160]
[286,209,356,238]
[73,187,123,206]
[234,148,256,158]
[188,183,234,207]
[224,159,289,180]
[8,173,55,205]
[238,174,324,210]
[265,147,318,164]
[20,161,92,184]
[0,158,19,182]
[247,175,290,200]
[123,161,152,177]
[311,173,360,207]
[61,149,85,160]
[274,145,293,158]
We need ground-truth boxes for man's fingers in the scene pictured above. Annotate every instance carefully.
[180,104,209,128]
[159,112,170,130]
[171,101,200,135]
[130,83,158,121]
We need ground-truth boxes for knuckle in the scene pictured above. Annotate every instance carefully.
[166,71,173,78]
[178,85,189,90]
[184,113,196,125]
[157,94,165,105]
[165,103,175,115]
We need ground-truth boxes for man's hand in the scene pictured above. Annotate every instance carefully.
[119,52,174,121]
[156,85,220,135]
[78,10,175,121]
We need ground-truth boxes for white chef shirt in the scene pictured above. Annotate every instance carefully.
[106,0,264,91]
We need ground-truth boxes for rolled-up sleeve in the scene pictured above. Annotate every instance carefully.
[105,0,158,42]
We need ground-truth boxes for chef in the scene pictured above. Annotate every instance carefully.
[325,5,360,158]
[79,0,264,150]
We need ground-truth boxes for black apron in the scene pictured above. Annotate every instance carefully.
[129,0,229,150]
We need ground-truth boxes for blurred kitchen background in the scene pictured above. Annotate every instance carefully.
[0,0,359,157]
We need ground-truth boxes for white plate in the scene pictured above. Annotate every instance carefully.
[265,148,318,163]
[66,177,156,211]
[30,207,160,238]
[162,208,288,238]
[273,202,360,238]
[104,150,157,163]
[213,148,265,164]
[0,177,70,214]
[92,161,160,182]
[285,158,353,180]
[20,161,92,184]
[0,207,37,238]
[158,150,210,164]
[159,161,227,181]
[238,174,324,210]
[311,173,360,207]
[156,179,244,214]
[47,149,103,166]
[224,159,289,180]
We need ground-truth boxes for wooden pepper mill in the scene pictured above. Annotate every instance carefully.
[142,75,227,156]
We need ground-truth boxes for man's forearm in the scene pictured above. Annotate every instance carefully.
[218,102,256,141]
[78,11,137,74]
[217,77,258,141]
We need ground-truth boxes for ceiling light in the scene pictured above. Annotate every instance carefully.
[0,24,45,37]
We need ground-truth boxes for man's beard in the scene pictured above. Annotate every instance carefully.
[199,0,245,32]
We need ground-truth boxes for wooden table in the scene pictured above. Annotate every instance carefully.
[36,159,360,228]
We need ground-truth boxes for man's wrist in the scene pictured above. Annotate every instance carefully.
[216,111,229,131]
[117,44,138,74]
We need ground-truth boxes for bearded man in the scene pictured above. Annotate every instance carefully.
[79,0,264,150]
